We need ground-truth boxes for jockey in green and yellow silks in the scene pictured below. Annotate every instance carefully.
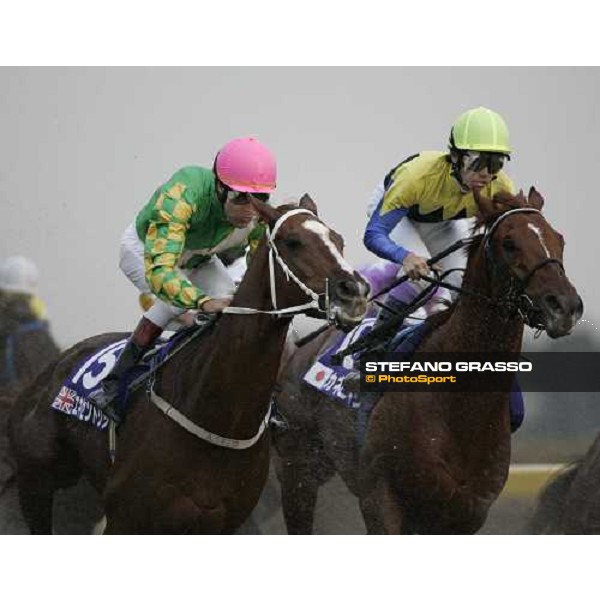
[89,137,277,424]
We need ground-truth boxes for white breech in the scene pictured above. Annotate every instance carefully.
[119,223,236,328]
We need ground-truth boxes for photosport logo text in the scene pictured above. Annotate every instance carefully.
[359,353,600,393]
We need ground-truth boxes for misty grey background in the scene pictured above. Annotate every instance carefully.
[1,67,598,348]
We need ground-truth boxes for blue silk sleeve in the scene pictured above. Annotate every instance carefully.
[363,202,410,264]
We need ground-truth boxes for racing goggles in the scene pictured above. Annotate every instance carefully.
[224,187,270,205]
[464,151,507,175]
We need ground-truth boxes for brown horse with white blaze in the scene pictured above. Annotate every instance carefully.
[9,195,369,534]
[273,187,583,534]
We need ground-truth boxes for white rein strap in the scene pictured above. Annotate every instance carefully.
[147,210,321,450]
[149,384,272,450]
[223,209,325,317]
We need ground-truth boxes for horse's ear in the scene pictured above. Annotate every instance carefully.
[298,193,318,216]
[528,186,545,210]
[250,197,280,227]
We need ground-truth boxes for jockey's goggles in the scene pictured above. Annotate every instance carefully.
[464,151,507,175]
[225,187,271,205]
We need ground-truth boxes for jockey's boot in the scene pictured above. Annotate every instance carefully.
[376,295,410,329]
[342,297,410,394]
[371,296,410,355]
[89,317,163,424]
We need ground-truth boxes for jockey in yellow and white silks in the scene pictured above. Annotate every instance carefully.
[363,108,527,434]
[364,107,515,321]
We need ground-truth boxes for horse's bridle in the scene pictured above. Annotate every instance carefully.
[482,207,565,328]
[330,207,567,363]
[222,208,332,320]
[145,209,333,454]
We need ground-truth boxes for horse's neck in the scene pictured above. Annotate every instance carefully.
[177,244,291,435]
[420,250,520,451]
[445,251,524,353]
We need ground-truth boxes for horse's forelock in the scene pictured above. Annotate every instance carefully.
[275,201,316,215]
[470,186,551,262]
[275,202,300,213]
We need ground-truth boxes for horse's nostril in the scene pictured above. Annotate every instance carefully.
[543,294,563,314]
[336,279,359,299]
[576,295,584,318]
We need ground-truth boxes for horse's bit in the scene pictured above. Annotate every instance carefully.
[331,207,565,362]
[147,210,333,452]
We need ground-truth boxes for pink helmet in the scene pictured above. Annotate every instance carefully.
[215,137,277,193]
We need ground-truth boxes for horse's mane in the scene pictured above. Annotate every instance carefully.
[473,190,525,229]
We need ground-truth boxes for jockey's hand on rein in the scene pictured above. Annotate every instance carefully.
[402,253,440,281]
[199,298,232,314]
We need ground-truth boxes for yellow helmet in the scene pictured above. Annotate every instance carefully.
[450,107,511,154]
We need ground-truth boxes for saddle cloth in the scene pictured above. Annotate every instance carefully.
[302,317,423,409]
[50,323,210,430]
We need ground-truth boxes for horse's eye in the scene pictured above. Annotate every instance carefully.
[283,238,302,250]
[502,238,517,253]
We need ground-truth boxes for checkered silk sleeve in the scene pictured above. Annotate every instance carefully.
[143,182,206,309]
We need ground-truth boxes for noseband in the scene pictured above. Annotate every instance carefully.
[147,210,334,453]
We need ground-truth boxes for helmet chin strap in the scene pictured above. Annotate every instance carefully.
[448,148,469,192]
[223,209,330,318]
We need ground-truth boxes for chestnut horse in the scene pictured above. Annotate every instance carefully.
[273,188,583,534]
[9,195,369,534]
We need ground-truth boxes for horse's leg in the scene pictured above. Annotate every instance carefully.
[12,416,82,534]
[273,432,335,535]
[359,476,405,535]
[17,446,82,535]
[277,459,323,535]
[16,474,55,534]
